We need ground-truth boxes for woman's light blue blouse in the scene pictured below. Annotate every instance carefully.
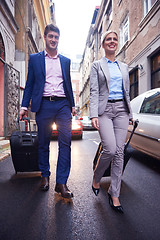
[105,58,124,100]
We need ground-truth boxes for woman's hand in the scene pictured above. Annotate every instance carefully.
[91,117,99,130]
[129,118,134,125]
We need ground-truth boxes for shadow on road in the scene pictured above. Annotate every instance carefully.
[131,149,160,174]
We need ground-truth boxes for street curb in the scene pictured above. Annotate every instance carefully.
[0,150,11,161]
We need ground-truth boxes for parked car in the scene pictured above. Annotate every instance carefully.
[127,88,160,160]
[52,115,83,139]
[79,116,95,130]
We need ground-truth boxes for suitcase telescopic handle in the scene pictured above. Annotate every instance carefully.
[17,117,31,131]
[17,117,33,144]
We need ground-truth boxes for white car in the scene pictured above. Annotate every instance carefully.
[79,116,95,130]
[127,88,160,160]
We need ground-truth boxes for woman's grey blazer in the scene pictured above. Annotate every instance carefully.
[89,57,133,119]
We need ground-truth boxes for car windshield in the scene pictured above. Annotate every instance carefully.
[82,116,90,120]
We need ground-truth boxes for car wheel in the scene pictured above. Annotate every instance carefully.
[79,134,83,139]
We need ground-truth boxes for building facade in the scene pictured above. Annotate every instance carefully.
[79,0,160,115]
[71,54,82,114]
[0,0,54,137]
[79,6,99,116]
[15,0,53,115]
[0,0,19,137]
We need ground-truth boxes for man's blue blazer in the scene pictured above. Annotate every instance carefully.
[21,51,75,112]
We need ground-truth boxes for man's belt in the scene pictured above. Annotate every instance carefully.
[108,99,124,103]
[42,96,66,101]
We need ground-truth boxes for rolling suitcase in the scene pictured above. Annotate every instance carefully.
[93,120,138,177]
[10,117,39,173]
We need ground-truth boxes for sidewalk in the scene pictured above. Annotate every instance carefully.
[0,138,11,161]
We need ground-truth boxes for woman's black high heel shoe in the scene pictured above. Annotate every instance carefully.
[108,193,124,213]
[92,185,100,196]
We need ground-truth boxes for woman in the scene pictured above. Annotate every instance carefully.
[90,30,133,213]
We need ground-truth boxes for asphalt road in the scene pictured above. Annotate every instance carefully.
[0,131,160,240]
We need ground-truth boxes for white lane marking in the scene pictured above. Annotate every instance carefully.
[93,141,99,145]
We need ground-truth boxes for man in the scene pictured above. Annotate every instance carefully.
[19,24,76,198]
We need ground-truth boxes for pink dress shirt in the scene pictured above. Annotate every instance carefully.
[43,51,66,97]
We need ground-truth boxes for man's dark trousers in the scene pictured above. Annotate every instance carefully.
[36,98,72,184]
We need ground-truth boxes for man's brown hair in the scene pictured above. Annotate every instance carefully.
[44,24,60,36]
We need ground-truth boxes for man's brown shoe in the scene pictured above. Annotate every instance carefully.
[40,177,49,191]
[55,183,73,198]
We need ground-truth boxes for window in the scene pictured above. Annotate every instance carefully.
[129,68,139,100]
[98,25,102,49]
[120,16,129,47]
[140,91,160,114]
[0,34,5,60]
[144,0,157,15]
[105,0,112,30]
[151,50,160,89]
[118,0,122,5]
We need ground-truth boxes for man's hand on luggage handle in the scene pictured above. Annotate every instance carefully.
[19,109,28,120]
[91,117,99,130]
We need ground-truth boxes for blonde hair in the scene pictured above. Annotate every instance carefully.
[101,30,118,45]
